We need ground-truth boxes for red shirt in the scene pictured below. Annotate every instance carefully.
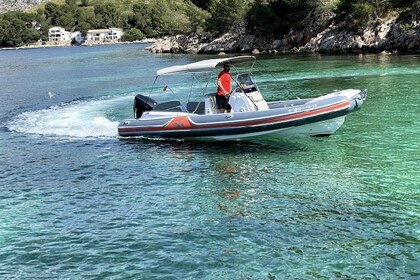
[217,70,231,96]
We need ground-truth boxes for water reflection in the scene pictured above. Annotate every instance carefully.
[120,137,303,217]
[120,137,307,156]
[211,163,261,217]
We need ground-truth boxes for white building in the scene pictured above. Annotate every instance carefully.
[85,28,123,42]
[48,27,71,42]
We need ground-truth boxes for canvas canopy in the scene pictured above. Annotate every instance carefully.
[156,56,255,76]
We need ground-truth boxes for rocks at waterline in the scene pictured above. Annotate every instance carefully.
[147,17,419,55]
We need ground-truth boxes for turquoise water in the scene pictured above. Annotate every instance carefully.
[0,45,419,279]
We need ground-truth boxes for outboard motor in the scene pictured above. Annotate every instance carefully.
[133,94,158,118]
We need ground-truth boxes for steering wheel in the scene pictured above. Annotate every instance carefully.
[232,85,245,94]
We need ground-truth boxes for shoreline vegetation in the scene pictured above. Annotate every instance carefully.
[0,0,419,55]
[0,38,156,51]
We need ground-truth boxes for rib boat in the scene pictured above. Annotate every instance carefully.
[118,56,367,140]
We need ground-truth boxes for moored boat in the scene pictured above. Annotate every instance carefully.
[118,56,367,140]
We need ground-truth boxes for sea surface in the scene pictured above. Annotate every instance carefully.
[0,44,419,279]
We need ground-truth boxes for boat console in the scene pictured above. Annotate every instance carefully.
[229,73,269,113]
[204,73,269,114]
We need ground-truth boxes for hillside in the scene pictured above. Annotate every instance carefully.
[0,0,51,13]
[0,0,419,53]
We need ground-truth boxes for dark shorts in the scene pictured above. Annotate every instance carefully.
[216,94,231,111]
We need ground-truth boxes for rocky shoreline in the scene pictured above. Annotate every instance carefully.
[2,17,417,55]
[147,17,420,55]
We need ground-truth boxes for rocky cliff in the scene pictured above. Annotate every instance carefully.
[0,0,49,13]
[2,0,418,54]
[148,16,420,55]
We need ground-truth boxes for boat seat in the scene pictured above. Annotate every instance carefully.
[186,102,205,114]
[154,101,182,111]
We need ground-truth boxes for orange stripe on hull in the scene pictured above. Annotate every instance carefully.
[164,116,193,130]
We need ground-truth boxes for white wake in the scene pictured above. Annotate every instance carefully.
[7,98,125,139]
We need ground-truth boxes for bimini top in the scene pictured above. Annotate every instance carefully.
[156,56,255,76]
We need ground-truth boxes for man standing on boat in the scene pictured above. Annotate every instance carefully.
[216,62,232,113]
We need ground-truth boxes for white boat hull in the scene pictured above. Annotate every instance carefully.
[198,116,346,140]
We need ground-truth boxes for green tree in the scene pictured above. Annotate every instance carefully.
[81,0,90,7]
[190,0,211,10]
[118,10,132,31]
[21,28,41,43]
[129,2,157,37]
[0,16,25,47]
[57,14,75,30]
[44,2,64,25]
[39,23,51,41]
[394,0,420,21]
[245,0,288,35]
[245,0,300,36]
[184,1,210,33]
[129,0,208,37]
[150,0,191,35]
[207,0,251,35]
[120,28,145,41]
[35,6,46,22]
[65,0,78,8]
[336,0,375,32]
[0,11,43,47]
[76,21,91,33]
[75,7,96,32]
[94,3,120,28]
[389,0,417,9]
